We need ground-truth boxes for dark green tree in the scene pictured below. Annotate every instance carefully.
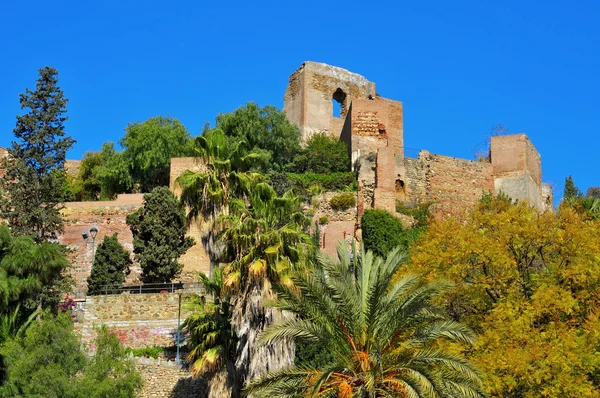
[564,175,582,201]
[70,151,103,201]
[0,225,69,314]
[0,66,75,241]
[86,233,132,295]
[360,209,410,258]
[289,132,350,173]
[121,116,192,192]
[208,102,301,171]
[0,313,141,397]
[126,187,194,283]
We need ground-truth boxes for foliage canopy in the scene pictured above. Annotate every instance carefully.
[410,196,600,396]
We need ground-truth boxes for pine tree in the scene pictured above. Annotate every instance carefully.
[0,67,75,241]
[564,175,582,201]
[87,233,132,295]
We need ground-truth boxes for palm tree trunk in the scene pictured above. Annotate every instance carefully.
[231,280,295,396]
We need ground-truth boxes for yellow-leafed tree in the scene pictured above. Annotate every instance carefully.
[409,195,600,397]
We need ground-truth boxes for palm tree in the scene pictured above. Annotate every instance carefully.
[177,133,314,396]
[176,129,267,223]
[245,243,485,398]
[181,268,236,377]
[215,183,313,395]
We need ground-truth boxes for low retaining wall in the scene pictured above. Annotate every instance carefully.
[134,358,207,398]
[81,293,193,348]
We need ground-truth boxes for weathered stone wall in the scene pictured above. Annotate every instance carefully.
[312,191,358,258]
[61,158,214,294]
[60,194,144,292]
[404,152,494,218]
[135,358,208,398]
[490,134,544,207]
[284,62,375,141]
[81,293,192,348]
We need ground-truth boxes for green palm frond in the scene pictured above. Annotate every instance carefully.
[246,242,485,397]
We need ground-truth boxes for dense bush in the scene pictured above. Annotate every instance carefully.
[395,201,433,228]
[360,209,409,258]
[269,172,356,198]
[329,193,356,210]
[288,132,350,173]
[124,346,164,359]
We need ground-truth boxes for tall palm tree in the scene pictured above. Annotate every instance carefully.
[216,183,313,395]
[177,133,314,396]
[245,243,485,398]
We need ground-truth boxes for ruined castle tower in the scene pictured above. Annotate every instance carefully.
[283,62,553,255]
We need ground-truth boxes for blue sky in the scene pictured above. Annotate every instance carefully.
[1,0,598,201]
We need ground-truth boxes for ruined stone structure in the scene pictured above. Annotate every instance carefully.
[284,61,553,255]
[0,61,554,286]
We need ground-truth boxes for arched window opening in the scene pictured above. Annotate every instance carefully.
[332,88,347,118]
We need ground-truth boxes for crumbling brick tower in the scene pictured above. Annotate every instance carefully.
[283,61,552,228]
[284,62,406,217]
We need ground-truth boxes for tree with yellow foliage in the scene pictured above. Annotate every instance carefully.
[409,195,600,397]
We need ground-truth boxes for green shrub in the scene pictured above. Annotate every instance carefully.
[269,172,356,199]
[361,209,409,258]
[124,346,164,359]
[318,216,329,225]
[395,201,433,228]
[288,132,350,173]
[330,193,356,210]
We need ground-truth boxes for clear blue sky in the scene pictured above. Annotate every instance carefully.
[1,0,598,201]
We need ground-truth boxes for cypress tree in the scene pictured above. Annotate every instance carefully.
[87,233,132,295]
[564,175,581,201]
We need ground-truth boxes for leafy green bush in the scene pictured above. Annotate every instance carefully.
[318,216,329,225]
[288,132,350,173]
[270,172,356,199]
[329,193,356,210]
[361,209,410,258]
[124,346,164,359]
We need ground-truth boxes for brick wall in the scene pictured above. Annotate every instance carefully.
[60,194,144,291]
[404,152,494,218]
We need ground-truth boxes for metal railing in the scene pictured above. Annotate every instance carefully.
[75,282,205,297]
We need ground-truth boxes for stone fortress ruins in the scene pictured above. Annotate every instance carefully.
[2,62,554,291]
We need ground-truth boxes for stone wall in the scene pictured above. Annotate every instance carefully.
[135,358,208,398]
[404,152,494,218]
[312,191,358,259]
[284,61,375,140]
[81,292,193,348]
[60,194,144,291]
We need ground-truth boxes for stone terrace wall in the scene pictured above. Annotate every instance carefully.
[404,152,494,218]
[135,358,207,398]
[81,293,192,349]
[60,194,144,291]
